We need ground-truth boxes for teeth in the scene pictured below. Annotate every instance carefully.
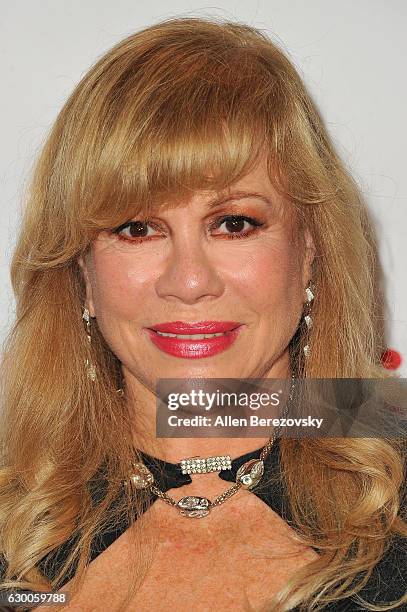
[157,332,177,337]
[155,331,226,339]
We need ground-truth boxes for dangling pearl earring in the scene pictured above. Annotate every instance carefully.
[82,307,97,381]
[303,283,314,358]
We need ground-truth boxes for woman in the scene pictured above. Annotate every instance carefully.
[0,16,406,611]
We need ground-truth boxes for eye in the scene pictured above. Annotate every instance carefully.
[210,215,264,239]
[111,213,265,245]
[113,220,162,242]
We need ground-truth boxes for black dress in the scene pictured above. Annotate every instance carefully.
[1,438,406,611]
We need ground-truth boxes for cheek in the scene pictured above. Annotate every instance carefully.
[223,240,303,315]
[90,251,153,321]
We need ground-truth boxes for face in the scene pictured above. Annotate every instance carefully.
[78,157,315,392]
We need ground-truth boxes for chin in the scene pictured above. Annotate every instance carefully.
[157,362,244,380]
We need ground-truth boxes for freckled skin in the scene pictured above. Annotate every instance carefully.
[40,490,319,612]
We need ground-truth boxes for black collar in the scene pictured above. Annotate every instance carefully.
[135,437,290,521]
[137,437,280,489]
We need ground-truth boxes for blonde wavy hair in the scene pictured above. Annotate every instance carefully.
[1,16,406,612]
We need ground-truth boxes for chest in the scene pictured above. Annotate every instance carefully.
[40,490,318,611]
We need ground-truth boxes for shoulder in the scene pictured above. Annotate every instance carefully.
[348,534,407,609]
[303,535,407,611]
[368,534,407,592]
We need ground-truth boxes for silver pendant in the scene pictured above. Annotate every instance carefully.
[236,459,264,489]
[176,496,211,518]
[127,462,155,489]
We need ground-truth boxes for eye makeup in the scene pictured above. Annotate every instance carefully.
[111,212,266,244]
[108,193,280,246]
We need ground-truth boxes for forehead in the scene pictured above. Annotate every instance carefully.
[144,156,290,218]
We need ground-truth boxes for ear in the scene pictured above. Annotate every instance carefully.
[301,228,316,293]
[77,254,96,318]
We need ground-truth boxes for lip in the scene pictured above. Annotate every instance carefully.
[144,323,244,359]
[148,321,241,334]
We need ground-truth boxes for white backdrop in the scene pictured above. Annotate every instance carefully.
[1,0,406,374]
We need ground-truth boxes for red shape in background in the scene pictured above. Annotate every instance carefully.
[381,348,402,370]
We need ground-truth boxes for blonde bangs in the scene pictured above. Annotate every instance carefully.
[70,50,290,239]
[19,18,341,269]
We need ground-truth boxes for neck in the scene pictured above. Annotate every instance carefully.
[124,352,291,464]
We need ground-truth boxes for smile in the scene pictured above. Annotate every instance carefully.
[155,331,226,339]
[145,325,243,359]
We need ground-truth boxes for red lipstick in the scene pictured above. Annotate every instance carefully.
[145,321,243,359]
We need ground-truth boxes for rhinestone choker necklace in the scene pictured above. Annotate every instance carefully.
[125,376,296,519]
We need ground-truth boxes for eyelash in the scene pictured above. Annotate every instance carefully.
[112,215,265,244]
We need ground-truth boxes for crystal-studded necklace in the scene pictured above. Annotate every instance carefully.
[125,375,296,519]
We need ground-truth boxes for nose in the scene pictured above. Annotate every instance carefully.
[155,234,225,305]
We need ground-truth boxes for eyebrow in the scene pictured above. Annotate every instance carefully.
[206,191,275,209]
